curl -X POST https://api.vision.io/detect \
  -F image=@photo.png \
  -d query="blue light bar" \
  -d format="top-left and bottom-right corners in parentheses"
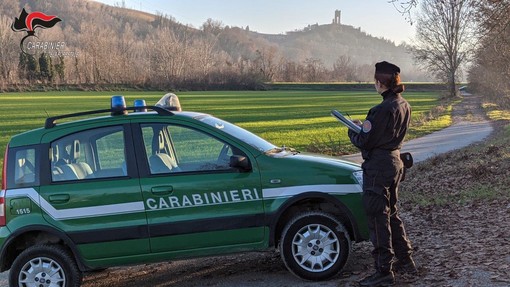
top-left (133, 99), bottom-right (147, 112)
top-left (111, 95), bottom-right (127, 116)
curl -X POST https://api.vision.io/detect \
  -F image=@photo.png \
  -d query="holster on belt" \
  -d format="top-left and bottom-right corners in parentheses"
top-left (400, 152), bottom-right (413, 181)
top-left (400, 152), bottom-right (413, 168)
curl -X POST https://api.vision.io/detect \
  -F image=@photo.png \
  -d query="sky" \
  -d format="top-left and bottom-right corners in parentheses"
top-left (94, 0), bottom-right (416, 45)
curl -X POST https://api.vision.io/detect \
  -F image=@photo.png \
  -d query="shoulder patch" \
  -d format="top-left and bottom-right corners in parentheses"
top-left (362, 120), bottom-right (372, 133)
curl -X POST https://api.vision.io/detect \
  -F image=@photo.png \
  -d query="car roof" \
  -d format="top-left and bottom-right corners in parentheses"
top-left (8, 110), bottom-right (210, 148)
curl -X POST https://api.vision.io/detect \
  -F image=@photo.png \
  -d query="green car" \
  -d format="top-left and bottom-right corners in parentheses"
top-left (0, 94), bottom-right (368, 286)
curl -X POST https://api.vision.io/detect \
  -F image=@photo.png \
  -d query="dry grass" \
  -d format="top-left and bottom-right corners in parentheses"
top-left (400, 122), bottom-right (510, 207)
top-left (397, 120), bottom-right (510, 286)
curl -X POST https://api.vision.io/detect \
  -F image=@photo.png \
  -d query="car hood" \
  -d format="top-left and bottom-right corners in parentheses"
top-left (256, 151), bottom-right (363, 197)
top-left (256, 150), bottom-right (362, 187)
top-left (267, 151), bottom-right (361, 171)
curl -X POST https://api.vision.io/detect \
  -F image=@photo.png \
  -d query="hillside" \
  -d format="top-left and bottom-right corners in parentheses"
top-left (262, 24), bottom-right (410, 65)
top-left (0, 0), bottom-right (428, 91)
top-left (94, 3), bottom-right (417, 70)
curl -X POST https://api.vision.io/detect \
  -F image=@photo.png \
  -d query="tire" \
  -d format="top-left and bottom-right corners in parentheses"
top-left (9, 244), bottom-right (83, 287)
top-left (280, 211), bottom-right (351, 281)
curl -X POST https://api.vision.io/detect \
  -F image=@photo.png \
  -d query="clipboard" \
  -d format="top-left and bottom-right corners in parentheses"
top-left (331, 110), bottom-right (361, 134)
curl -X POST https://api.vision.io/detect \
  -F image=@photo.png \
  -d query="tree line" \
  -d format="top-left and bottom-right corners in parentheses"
top-left (0, 0), bottom-right (508, 101)
top-left (0, 0), bottom-right (429, 92)
top-left (395, 0), bottom-right (509, 102)
top-left (468, 1), bottom-right (510, 107)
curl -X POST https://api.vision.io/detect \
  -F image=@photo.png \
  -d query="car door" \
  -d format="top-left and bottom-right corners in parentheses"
top-left (39, 124), bottom-right (150, 260)
top-left (135, 121), bottom-right (265, 254)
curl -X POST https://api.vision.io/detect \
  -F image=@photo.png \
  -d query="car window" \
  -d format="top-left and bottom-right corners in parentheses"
top-left (141, 124), bottom-right (235, 174)
top-left (14, 148), bottom-right (37, 186)
top-left (51, 126), bottom-right (127, 182)
top-left (96, 131), bottom-right (125, 169)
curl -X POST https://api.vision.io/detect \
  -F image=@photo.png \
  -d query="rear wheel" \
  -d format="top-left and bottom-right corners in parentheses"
top-left (280, 211), bottom-right (351, 281)
top-left (9, 244), bottom-right (82, 287)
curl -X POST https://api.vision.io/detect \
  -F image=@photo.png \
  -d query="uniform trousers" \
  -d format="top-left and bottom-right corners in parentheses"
top-left (362, 165), bottom-right (413, 273)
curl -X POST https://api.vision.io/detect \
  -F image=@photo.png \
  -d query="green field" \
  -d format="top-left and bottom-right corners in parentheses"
top-left (0, 90), bottom-right (449, 174)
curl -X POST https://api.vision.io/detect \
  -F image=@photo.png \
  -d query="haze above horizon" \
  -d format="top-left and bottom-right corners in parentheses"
top-left (93, 0), bottom-right (415, 45)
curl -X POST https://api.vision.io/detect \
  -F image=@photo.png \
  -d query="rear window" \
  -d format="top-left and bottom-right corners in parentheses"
top-left (7, 146), bottom-right (39, 188)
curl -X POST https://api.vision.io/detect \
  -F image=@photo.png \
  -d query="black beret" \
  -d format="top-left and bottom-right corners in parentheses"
top-left (375, 61), bottom-right (400, 74)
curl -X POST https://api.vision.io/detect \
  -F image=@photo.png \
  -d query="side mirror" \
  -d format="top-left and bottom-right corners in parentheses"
top-left (230, 155), bottom-right (252, 172)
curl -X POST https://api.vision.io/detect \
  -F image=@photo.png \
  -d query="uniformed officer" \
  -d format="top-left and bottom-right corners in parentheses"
top-left (348, 61), bottom-right (417, 287)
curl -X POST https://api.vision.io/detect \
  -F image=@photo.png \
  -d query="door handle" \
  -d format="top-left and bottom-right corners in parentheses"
top-left (49, 194), bottom-right (70, 203)
top-left (151, 186), bottom-right (174, 195)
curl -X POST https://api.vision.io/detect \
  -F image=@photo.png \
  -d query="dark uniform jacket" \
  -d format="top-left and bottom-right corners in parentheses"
top-left (348, 89), bottom-right (411, 170)
top-left (348, 89), bottom-right (414, 274)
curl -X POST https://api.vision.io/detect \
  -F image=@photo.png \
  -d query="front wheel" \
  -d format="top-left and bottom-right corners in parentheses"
top-left (9, 244), bottom-right (82, 287)
top-left (280, 211), bottom-right (351, 281)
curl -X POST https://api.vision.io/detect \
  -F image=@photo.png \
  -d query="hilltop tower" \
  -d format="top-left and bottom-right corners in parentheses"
top-left (332, 10), bottom-right (341, 24)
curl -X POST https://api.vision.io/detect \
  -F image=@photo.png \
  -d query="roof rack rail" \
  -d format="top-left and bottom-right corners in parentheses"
top-left (45, 106), bottom-right (174, 129)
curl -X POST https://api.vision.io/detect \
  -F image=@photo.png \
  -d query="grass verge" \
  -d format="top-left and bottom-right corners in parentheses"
top-left (401, 120), bottom-right (510, 207)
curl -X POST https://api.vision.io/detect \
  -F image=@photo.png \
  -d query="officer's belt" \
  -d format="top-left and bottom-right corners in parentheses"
top-left (362, 148), bottom-right (400, 160)
top-left (371, 148), bottom-right (400, 156)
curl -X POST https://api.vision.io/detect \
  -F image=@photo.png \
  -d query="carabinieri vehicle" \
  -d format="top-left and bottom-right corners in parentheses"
top-left (0, 94), bottom-right (368, 286)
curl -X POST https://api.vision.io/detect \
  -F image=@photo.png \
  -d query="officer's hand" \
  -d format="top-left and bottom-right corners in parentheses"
top-left (352, 119), bottom-right (362, 126)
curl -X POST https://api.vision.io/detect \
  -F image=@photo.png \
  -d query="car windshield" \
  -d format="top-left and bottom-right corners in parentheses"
top-left (200, 116), bottom-right (277, 152)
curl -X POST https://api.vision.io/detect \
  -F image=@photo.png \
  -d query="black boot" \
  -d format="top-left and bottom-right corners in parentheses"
top-left (359, 271), bottom-right (395, 287)
top-left (393, 258), bottom-right (418, 275)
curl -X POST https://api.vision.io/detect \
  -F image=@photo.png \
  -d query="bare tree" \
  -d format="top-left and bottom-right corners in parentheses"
top-left (332, 56), bottom-right (357, 82)
top-left (194, 19), bottom-right (224, 83)
top-left (473, 0), bottom-right (510, 38)
top-left (254, 46), bottom-right (282, 82)
top-left (412, 0), bottom-right (477, 98)
top-left (468, 1), bottom-right (510, 104)
top-left (389, 0), bottom-right (419, 24)
top-left (0, 16), bottom-right (19, 86)
top-left (276, 61), bottom-right (301, 82)
top-left (201, 18), bottom-right (224, 36)
top-left (303, 58), bottom-right (326, 82)
top-left (147, 26), bottom-right (181, 86)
